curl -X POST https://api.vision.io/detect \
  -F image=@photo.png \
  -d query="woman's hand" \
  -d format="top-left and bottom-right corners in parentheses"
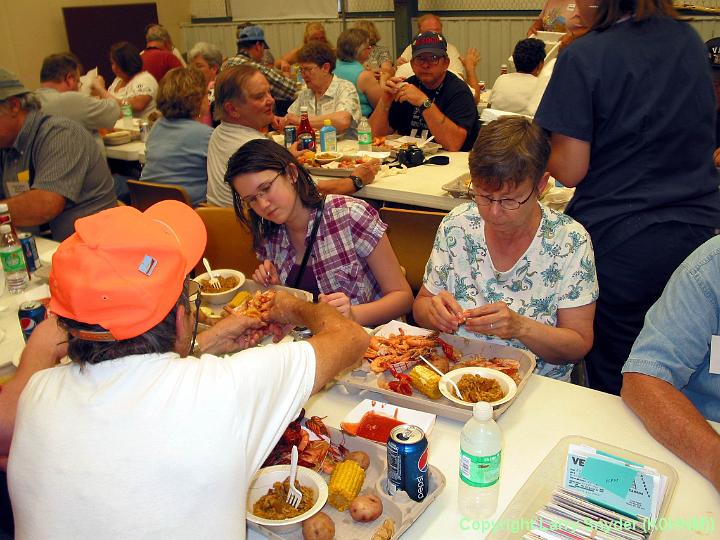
top-left (425, 291), bottom-right (465, 333)
top-left (461, 47), bottom-right (481, 74)
top-left (271, 115), bottom-right (288, 132)
top-left (252, 260), bottom-right (280, 287)
top-left (463, 301), bottom-right (527, 340)
top-left (318, 292), bottom-right (355, 320)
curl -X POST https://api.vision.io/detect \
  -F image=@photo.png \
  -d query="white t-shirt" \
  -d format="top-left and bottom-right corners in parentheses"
top-left (8, 341), bottom-right (316, 540)
top-left (108, 71), bottom-right (158, 119)
top-left (489, 72), bottom-right (540, 116)
top-left (206, 122), bottom-right (266, 207)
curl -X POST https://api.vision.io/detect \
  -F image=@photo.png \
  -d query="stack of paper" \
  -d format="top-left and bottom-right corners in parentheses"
top-left (523, 444), bottom-right (669, 540)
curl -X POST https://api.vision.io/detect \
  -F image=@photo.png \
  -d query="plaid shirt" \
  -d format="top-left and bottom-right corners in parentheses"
top-left (257, 195), bottom-right (387, 304)
top-left (221, 51), bottom-right (298, 101)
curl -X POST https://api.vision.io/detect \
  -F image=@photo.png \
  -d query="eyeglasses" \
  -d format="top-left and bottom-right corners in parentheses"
top-left (240, 171), bottom-right (283, 206)
top-left (184, 279), bottom-right (202, 356)
top-left (468, 185), bottom-right (536, 210)
top-left (412, 54), bottom-right (445, 66)
top-left (299, 64), bottom-right (319, 76)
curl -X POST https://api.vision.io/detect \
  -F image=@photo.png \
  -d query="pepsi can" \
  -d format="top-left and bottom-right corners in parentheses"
top-left (284, 125), bottom-right (297, 148)
top-left (18, 232), bottom-right (40, 273)
top-left (18, 300), bottom-right (47, 342)
top-left (386, 424), bottom-right (428, 502)
top-left (298, 132), bottom-right (315, 151)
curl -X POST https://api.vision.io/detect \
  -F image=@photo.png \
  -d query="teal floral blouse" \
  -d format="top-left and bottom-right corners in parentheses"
top-left (423, 202), bottom-right (599, 381)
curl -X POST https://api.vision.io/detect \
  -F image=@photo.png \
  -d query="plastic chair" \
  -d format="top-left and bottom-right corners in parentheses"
top-left (126, 179), bottom-right (191, 211)
top-left (379, 207), bottom-right (447, 292)
top-left (194, 206), bottom-right (260, 278)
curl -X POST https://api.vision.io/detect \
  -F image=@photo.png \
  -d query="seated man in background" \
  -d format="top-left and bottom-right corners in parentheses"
top-left (276, 41), bottom-right (362, 140)
top-left (621, 236), bottom-right (720, 492)
top-left (222, 25), bottom-right (299, 104)
top-left (0, 69), bottom-right (116, 241)
top-left (7, 200), bottom-right (369, 538)
top-left (396, 14), bottom-right (465, 78)
top-left (489, 38), bottom-right (546, 115)
top-left (142, 24), bottom-right (183, 82)
top-left (206, 65), bottom-right (378, 207)
top-left (369, 32), bottom-right (480, 152)
top-left (36, 52), bottom-right (120, 152)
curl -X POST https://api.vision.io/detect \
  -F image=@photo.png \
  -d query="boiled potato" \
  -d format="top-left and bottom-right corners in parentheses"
top-left (302, 512), bottom-right (335, 540)
top-left (349, 494), bottom-right (383, 523)
top-left (345, 451), bottom-right (370, 470)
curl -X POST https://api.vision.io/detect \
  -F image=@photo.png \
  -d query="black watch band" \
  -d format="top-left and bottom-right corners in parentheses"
top-left (349, 175), bottom-right (364, 191)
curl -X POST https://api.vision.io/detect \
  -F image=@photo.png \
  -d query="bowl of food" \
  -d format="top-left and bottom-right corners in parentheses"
top-left (193, 269), bottom-right (245, 305)
top-left (246, 464), bottom-right (329, 533)
top-left (314, 151), bottom-right (342, 165)
top-left (439, 367), bottom-right (517, 408)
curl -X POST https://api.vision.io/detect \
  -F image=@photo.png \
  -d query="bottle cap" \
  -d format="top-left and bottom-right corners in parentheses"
top-left (0, 224), bottom-right (11, 234)
top-left (323, 119), bottom-right (332, 126)
top-left (300, 106), bottom-right (308, 113)
top-left (473, 401), bottom-right (493, 421)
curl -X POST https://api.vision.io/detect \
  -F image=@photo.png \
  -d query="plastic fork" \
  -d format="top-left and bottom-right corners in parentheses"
top-left (202, 257), bottom-right (221, 289)
top-left (419, 354), bottom-right (465, 401)
top-left (418, 135), bottom-right (435, 148)
top-left (286, 445), bottom-right (303, 509)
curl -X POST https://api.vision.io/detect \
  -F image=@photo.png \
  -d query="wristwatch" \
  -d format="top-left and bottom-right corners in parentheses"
top-left (349, 175), bottom-right (364, 191)
top-left (421, 99), bottom-right (432, 110)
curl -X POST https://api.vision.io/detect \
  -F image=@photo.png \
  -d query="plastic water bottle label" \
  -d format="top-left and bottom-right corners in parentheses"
top-left (460, 449), bottom-right (501, 487)
top-left (358, 131), bottom-right (372, 145)
top-left (0, 246), bottom-right (26, 273)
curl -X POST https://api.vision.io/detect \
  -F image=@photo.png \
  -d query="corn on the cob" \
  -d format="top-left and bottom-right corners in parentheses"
top-left (408, 365), bottom-right (442, 399)
top-left (328, 459), bottom-right (365, 511)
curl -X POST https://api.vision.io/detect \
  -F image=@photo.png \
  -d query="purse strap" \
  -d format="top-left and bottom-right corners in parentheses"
top-left (291, 197), bottom-right (325, 289)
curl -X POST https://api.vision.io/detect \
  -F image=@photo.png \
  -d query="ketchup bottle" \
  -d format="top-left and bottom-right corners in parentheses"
top-left (297, 106), bottom-right (316, 151)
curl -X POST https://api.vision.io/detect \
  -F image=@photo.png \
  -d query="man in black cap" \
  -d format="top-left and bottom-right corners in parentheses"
top-left (369, 31), bottom-right (480, 152)
top-left (707, 37), bottom-right (720, 166)
top-left (222, 24), bottom-right (298, 103)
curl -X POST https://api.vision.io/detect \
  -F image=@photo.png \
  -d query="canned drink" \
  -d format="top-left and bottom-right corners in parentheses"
top-left (478, 80), bottom-right (486, 93)
top-left (18, 300), bottom-right (47, 342)
top-left (139, 121), bottom-right (150, 143)
top-left (284, 125), bottom-right (297, 148)
top-left (386, 424), bottom-right (429, 502)
top-left (298, 132), bottom-right (316, 151)
top-left (18, 232), bottom-right (40, 273)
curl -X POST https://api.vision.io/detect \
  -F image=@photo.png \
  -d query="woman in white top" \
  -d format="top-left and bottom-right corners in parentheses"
top-left (102, 41), bottom-right (158, 119)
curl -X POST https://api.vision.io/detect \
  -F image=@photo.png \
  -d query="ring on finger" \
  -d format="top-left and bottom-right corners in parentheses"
top-left (490, 322), bottom-right (494, 329)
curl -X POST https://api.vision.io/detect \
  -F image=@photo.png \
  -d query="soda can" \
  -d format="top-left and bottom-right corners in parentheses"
top-left (139, 121), bottom-right (150, 142)
top-left (478, 80), bottom-right (486, 93)
top-left (284, 126), bottom-right (297, 148)
top-left (386, 424), bottom-right (429, 502)
top-left (298, 133), bottom-right (316, 151)
top-left (18, 232), bottom-right (40, 273)
top-left (18, 300), bottom-right (47, 342)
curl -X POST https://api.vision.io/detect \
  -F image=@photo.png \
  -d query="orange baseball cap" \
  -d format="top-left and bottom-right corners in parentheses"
top-left (49, 201), bottom-right (207, 340)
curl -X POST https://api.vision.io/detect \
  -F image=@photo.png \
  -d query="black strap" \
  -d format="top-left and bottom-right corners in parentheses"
top-left (291, 197), bottom-right (325, 288)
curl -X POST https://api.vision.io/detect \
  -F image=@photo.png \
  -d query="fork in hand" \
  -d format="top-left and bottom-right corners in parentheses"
top-left (286, 445), bottom-right (303, 509)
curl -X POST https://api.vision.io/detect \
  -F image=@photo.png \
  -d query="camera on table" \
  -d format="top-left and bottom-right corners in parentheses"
top-left (397, 145), bottom-right (425, 168)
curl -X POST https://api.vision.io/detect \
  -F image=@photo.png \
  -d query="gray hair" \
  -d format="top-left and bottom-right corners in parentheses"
top-left (188, 42), bottom-right (223, 69)
top-left (146, 24), bottom-right (172, 44)
top-left (0, 92), bottom-right (41, 111)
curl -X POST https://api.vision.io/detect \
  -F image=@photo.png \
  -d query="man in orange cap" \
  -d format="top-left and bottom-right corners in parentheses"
top-left (5, 200), bottom-right (368, 539)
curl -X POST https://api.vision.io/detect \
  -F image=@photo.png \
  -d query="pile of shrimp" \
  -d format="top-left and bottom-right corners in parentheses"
top-left (363, 329), bottom-right (440, 373)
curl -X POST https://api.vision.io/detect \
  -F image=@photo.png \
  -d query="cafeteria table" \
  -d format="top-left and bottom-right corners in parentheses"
top-left (104, 140), bottom-right (146, 164)
top-left (3, 240), bottom-right (717, 539)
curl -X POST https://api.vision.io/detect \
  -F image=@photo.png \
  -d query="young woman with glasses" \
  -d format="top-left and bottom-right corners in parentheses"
top-left (413, 117), bottom-right (599, 382)
top-left (225, 139), bottom-right (413, 326)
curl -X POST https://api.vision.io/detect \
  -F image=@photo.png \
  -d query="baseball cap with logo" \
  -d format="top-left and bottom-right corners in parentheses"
top-left (707, 37), bottom-right (720, 69)
top-left (0, 68), bottom-right (30, 101)
top-left (238, 25), bottom-right (269, 49)
top-left (49, 200), bottom-right (207, 340)
top-left (411, 31), bottom-right (448, 59)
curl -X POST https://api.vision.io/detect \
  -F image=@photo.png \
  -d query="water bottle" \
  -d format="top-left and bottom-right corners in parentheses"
top-left (500, 64), bottom-right (508, 75)
top-left (458, 401), bottom-right (502, 519)
top-left (358, 116), bottom-right (372, 152)
top-left (319, 119), bottom-right (337, 152)
top-left (0, 224), bottom-right (29, 294)
top-left (121, 101), bottom-right (133, 129)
